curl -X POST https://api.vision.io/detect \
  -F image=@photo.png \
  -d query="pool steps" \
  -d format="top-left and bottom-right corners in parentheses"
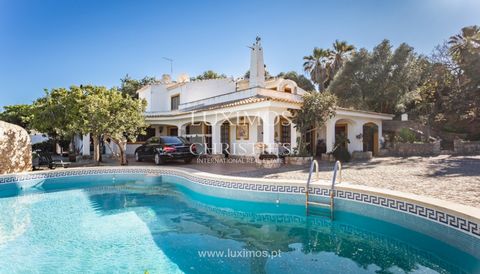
top-left (306, 160), bottom-right (342, 219)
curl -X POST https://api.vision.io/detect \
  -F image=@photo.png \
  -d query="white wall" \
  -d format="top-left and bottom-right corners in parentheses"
top-left (147, 79), bottom-right (237, 112)
top-left (325, 114), bottom-right (383, 153)
top-left (126, 144), bottom-right (142, 156)
top-left (227, 117), bottom-right (261, 156)
top-left (137, 86), bottom-right (152, 111)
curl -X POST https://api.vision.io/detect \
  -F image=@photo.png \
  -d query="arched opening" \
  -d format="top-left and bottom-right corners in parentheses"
top-left (277, 79), bottom-right (297, 94)
top-left (334, 119), bottom-right (355, 150)
top-left (182, 122), bottom-right (212, 154)
top-left (216, 115), bottom-right (263, 156)
top-left (363, 122), bottom-right (379, 155)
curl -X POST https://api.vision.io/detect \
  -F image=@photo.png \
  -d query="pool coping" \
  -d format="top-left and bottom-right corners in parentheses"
top-left (0, 166), bottom-right (479, 239)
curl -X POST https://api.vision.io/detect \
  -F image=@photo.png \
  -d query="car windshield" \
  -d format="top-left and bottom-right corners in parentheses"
top-left (161, 136), bottom-right (185, 145)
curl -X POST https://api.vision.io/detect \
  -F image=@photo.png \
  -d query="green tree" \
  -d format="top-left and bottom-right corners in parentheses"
top-left (102, 90), bottom-right (147, 165)
top-left (119, 74), bottom-right (159, 98)
top-left (327, 40), bottom-right (355, 86)
top-left (76, 85), bottom-right (147, 164)
top-left (290, 91), bottom-right (337, 155)
top-left (192, 70), bottom-right (227, 81)
top-left (76, 86), bottom-right (114, 163)
top-left (0, 104), bottom-right (34, 130)
top-left (303, 48), bottom-right (331, 92)
top-left (449, 25), bottom-right (480, 67)
top-left (276, 71), bottom-right (315, 91)
top-left (448, 25), bottom-right (480, 138)
top-left (400, 44), bottom-right (456, 138)
top-left (31, 88), bottom-right (83, 151)
top-left (328, 40), bottom-right (423, 114)
top-left (31, 85), bottom-right (147, 163)
top-left (399, 26), bottom-right (480, 140)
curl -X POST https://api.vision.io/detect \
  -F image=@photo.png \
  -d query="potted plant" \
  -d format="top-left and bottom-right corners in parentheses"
top-left (255, 143), bottom-right (283, 168)
top-left (284, 138), bottom-right (313, 165)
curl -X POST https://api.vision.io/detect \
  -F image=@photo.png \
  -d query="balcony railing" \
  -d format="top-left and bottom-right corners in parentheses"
top-left (178, 87), bottom-right (302, 111)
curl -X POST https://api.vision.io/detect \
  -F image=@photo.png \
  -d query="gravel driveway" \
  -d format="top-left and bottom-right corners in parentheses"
top-left (72, 154), bottom-right (480, 207)
top-left (188, 155), bottom-right (480, 208)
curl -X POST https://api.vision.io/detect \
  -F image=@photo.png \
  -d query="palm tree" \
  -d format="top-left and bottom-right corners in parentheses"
top-left (448, 25), bottom-right (480, 63)
top-left (329, 40), bottom-right (355, 78)
top-left (303, 47), bottom-right (331, 92)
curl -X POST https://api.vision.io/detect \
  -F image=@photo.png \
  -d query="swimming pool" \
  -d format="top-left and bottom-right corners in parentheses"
top-left (0, 169), bottom-right (479, 273)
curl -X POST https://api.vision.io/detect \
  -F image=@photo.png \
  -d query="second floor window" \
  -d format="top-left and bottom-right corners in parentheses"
top-left (171, 95), bottom-right (180, 110)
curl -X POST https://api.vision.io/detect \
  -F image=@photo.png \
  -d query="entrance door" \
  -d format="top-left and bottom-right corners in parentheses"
top-left (220, 122), bottom-right (230, 156)
top-left (334, 124), bottom-right (348, 148)
top-left (363, 123), bottom-right (379, 156)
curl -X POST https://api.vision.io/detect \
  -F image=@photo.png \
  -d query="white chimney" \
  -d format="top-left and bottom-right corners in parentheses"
top-left (249, 36), bottom-right (265, 88)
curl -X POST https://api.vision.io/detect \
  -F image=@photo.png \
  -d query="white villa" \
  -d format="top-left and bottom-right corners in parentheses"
top-left (81, 38), bottom-right (393, 159)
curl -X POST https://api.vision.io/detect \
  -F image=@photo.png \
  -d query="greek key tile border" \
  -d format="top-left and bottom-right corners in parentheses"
top-left (0, 168), bottom-right (479, 239)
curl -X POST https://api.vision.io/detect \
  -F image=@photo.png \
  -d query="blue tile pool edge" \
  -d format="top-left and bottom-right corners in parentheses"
top-left (0, 166), bottom-right (479, 241)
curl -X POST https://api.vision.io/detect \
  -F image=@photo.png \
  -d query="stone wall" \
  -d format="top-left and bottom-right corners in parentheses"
top-left (391, 141), bottom-right (441, 157)
top-left (0, 121), bottom-right (32, 174)
top-left (454, 139), bottom-right (480, 155)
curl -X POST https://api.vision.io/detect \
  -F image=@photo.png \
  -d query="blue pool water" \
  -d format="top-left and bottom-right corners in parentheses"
top-left (0, 175), bottom-right (479, 273)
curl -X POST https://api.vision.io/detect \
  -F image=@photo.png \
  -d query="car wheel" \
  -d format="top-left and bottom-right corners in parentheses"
top-left (135, 152), bottom-right (142, 162)
top-left (154, 153), bottom-right (164, 165)
top-left (184, 158), bottom-right (193, 164)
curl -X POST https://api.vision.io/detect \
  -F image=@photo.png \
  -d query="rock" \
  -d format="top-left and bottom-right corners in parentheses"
top-left (0, 121), bottom-right (32, 174)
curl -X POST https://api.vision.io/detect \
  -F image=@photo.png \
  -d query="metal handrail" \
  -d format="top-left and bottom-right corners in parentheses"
top-left (305, 160), bottom-right (319, 207)
top-left (331, 160), bottom-right (342, 188)
top-left (330, 161), bottom-right (342, 214)
top-left (306, 160), bottom-right (342, 219)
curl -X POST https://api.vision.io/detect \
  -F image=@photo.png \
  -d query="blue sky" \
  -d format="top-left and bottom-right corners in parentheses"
top-left (0, 0), bottom-right (479, 107)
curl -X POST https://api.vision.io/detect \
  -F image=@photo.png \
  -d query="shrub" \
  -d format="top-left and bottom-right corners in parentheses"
top-left (396, 128), bottom-right (417, 143)
top-left (332, 146), bottom-right (351, 162)
top-left (332, 134), bottom-right (351, 162)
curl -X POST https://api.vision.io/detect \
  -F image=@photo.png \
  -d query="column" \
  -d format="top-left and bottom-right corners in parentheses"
top-left (211, 122), bottom-right (222, 155)
top-left (82, 133), bottom-right (90, 156)
top-left (325, 120), bottom-right (335, 153)
top-left (378, 122), bottom-right (383, 151)
top-left (290, 122), bottom-right (298, 150)
top-left (262, 112), bottom-right (276, 154)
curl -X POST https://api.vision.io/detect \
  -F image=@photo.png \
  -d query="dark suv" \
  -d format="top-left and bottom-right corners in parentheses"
top-left (134, 136), bottom-right (196, 165)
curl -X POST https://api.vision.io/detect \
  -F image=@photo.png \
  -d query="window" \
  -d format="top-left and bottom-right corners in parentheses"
top-left (281, 121), bottom-right (290, 144)
top-left (171, 95), bottom-right (180, 110)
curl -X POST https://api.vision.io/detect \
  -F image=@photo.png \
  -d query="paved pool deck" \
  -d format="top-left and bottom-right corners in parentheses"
top-left (68, 155), bottom-right (480, 208)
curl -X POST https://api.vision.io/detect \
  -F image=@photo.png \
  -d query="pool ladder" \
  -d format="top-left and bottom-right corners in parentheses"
top-left (305, 160), bottom-right (342, 219)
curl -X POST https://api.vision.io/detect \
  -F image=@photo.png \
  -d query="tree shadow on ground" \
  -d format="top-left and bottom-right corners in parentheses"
top-left (423, 156), bottom-right (480, 178)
